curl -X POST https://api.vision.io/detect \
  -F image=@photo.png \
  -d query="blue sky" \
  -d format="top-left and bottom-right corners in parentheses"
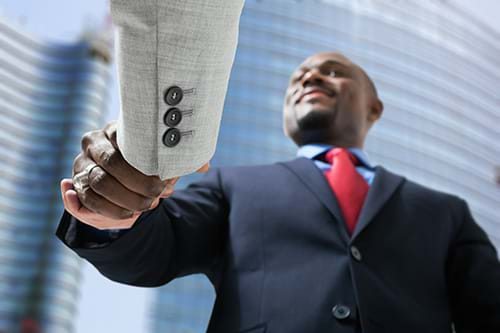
top-left (1, 1), bottom-right (498, 333)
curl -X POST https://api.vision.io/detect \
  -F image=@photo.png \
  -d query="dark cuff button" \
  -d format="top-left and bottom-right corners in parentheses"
top-left (162, 128), bottom-right (181, 147)
top-left (164, 86), bottom-right (183, 106)
top-left (164, 108), bottom-right (182, 127)
top-left (332, 305), bottom-right (351, 320)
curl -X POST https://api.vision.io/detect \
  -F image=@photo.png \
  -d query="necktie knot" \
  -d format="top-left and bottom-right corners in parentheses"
top-left (324, 147), bottom-right (360, 166)
top-left (321, 147), bottom-right (368, 236)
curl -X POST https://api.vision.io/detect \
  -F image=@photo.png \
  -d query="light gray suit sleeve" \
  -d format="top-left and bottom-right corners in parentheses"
top-left (110, 0), bottom-right (245, 179)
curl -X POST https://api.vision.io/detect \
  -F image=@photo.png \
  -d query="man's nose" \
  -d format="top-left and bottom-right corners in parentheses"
top-left (300, 68), bottom-right (324, 87)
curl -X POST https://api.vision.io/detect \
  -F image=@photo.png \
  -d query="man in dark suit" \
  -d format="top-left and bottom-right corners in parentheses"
top-left (57, 52), bottom-right (500, 333)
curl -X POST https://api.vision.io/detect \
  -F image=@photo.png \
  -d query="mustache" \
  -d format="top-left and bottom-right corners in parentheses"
top-left (293, 85), bottom-right (336, 104)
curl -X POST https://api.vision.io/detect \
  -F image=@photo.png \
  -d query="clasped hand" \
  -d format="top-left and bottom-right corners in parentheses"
top-left (60, 121), bottom-right (210, 230)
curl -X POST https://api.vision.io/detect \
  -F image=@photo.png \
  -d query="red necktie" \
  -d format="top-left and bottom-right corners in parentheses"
top-left (322, 148), bottom-right (369, 235)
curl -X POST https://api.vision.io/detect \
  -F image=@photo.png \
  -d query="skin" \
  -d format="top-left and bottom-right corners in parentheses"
top-left (61, 122), bottom-right (209, 229)
top-left (61, 51), bottom-right (383, 229)
top-left (283, 52), bottom-right (383, 149)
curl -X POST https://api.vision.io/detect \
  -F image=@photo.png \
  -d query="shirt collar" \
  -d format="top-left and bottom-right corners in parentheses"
top-left (296, 143), bottom-right (375, 169)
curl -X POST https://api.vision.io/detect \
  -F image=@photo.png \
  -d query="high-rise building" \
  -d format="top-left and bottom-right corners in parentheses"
top-left (0, 14), bottom-right (113, 333)
top-left (150, 0), bottom-right (500, 332)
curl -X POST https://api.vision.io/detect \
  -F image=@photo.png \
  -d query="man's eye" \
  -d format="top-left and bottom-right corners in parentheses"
top-left (327, 70), bottom-right (337, 78)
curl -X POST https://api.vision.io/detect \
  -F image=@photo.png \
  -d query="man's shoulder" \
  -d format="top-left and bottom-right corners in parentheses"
top-left (382, 165), bottom-right (463, 205)
top-left (214, 157), bottom-right (300, 175)
top-left (202, 157), bottom-right (307, 188)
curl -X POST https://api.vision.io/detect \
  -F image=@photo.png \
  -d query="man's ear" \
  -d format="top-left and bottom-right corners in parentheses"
top-left (368, 99), bottom-right (383, 123)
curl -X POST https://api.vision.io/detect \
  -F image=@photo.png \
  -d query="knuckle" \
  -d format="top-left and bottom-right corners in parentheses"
top-left (81, 130), bottom-right (97, 151)
top-left (78, 187), bottom-right (97, 210)
top-left (99, 150), bottom-right (120, 170)
top-left (104, 120), bottom-right (117, 133)
top-left (150, 184), bottom-right (165, 197)
top-left (73, 153), bottom-right (82, 165)
top-left (145, 179), bottom-right (164, 197)
top-left (138, 198), bottom-right (154, 211)
top-left (72, 153), bottom-right (84, 174)
top-left (98, 150), bottom-right (112, 166)
top-left (88, 168), bottom-right (108, 192)
top-left (107, 127), bottom-right (117, 143)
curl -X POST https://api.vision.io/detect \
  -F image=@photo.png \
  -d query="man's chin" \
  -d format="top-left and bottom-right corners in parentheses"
top-left (296, 105), bottom-right (334, 129)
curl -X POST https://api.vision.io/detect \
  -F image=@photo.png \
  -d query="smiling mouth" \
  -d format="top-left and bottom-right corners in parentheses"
top-left (296, 90), bottom-right (334, 104)
top-left (302, 91), bottom-right (328, 100)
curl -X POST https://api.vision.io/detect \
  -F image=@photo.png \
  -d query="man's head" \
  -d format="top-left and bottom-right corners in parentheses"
top-left (283, 52), bottom-right (383, 149)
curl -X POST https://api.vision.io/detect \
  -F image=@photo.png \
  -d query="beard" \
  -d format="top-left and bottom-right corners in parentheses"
top-left (296, 103), bottom-right (336, 130)
top-left (293, 104), bottom-right (338, 144)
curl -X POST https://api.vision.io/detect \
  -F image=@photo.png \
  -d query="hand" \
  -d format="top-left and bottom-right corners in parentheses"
top-left (60, 120), bottom-right (210, 230)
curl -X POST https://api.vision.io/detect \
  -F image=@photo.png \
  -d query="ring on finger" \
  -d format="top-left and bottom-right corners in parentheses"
top-left (73, 164), bottom-right (100, 192)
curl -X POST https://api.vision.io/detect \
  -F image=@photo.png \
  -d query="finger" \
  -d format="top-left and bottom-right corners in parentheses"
top-left (103, 121), bottom-right (118, 150)
top-left (73, 153), bottom-right (93, 177)
top-left (61, 179), bottom-right (97, 219)
top-left (88, 165), bottom-right (154, 212)
top-left (61, 178), bottom-right (80, 214)
top-left (85, 130), bottom-right (164, 198)
top-left (158, 178), bottom-right (176, 198)
top-left (61, 178), bottom-right (73, 204)
top-left (61, 178), bottom-right (143, 229)
top-left (148, 197), bottom-right (161, 210)
top-left (197, 162), bottom-right (210, 173)
top-left (166, 177), bottom-right (179, 185)
top-left (159, 183), bottom-right (175, 198)
top-left (76, 185), bottom-right (136, 220)
top-left (72, 158), bottom-right (99, 194)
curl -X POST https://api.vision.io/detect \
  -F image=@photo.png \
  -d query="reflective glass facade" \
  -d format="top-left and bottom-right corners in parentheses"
top-left (150, 1), bottom-right (500, 332)
top-left (0, 15), bottom-right (112, 333)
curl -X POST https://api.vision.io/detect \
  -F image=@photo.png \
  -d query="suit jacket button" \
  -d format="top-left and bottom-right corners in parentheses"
top-left (332, 305), bottom-right (351, 320)
top-left (350, 246), bottom-right (362, 261)
top-left (162, 128), bottom-right (181, 147)
top-left (164, 86), bottom-right (183, 105)
top-left (164, 108), bottom-right (182, 127)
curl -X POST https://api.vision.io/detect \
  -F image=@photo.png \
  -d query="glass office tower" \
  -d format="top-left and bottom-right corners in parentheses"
top-left (150, 0), bottom-right (500, 332)
top-left (0, 15), bottom-right (113, 333)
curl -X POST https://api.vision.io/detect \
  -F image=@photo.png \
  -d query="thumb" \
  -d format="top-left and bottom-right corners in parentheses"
top-left (197, 161), bottom-right (210, 173)
top-left (60, 178), bottom-right (82, 215)
top-left (148, 196), bottom-right (161, 210)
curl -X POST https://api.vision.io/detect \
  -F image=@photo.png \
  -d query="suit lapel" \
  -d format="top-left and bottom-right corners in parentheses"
top-left (279, 157), bottom-right (405, 243)
top-left (351, 165), bottom-right (405, 240)
top-left (279, 157), bottom-right (350, 244)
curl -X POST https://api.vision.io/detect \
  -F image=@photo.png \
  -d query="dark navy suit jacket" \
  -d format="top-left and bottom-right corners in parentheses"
top-left (56, 157), bottom-right (500, 333)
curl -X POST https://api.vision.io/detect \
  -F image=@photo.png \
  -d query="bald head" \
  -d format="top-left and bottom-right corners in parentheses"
top-left (359, 66), bottom-right (379, 99)
top-left (283, 51), bottom-right (384, 148)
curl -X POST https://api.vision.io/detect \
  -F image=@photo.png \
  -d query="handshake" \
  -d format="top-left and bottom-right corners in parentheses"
top-left (61, 0), bottom-right (246, 230)
top-left (60, 121), bottom-right (210, 230)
